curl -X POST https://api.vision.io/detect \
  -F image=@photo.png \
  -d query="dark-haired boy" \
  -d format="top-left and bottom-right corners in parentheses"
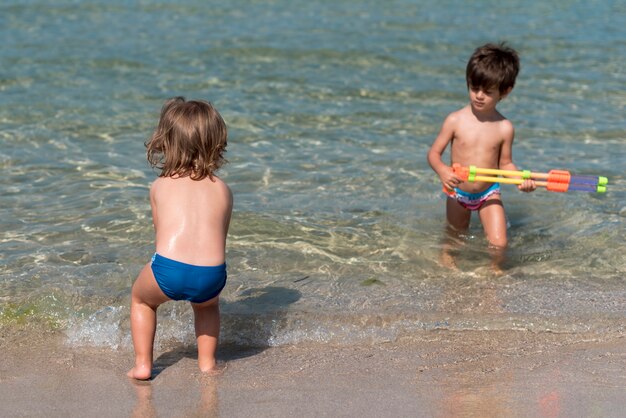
top-left (427, 43), bottom-right (535, 263)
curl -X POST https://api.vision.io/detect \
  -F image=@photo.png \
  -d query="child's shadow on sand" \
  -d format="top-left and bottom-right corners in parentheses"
top-left (152, 286), bottom-right (301, 376)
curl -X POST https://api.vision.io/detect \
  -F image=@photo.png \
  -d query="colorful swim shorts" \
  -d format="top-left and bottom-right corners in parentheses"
top-left (444, 182), bottom-right (501, 211)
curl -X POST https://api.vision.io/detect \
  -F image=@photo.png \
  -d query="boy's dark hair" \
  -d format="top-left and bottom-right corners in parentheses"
top-left (466, 43), bottom-right (520, 94)
top-left (146, 97), bottom-right (227, 180)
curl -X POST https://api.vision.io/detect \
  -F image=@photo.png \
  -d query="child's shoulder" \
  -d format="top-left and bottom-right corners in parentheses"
top-left (453, 105), bottom-right (476, 119)
top-left (443, 105), bottom-right (471, 126)
top-left (491, 110), bottom-right (514, 133)
top-left (212, 176), bottom-right (233, 202)
top-left (150, 176), bottom-right (165, 190)
top-left (152, 175), bottom-right (229, 189)
top-left (499, 116), bottom-right (514, 138)
top-left (150, 175), bottom-right (231, 203)
top-left (196, 176), bottom-right (232, 202)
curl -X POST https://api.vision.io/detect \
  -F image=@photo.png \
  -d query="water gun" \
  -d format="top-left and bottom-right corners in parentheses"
top-left (452, 163), bottom-right (608, 193)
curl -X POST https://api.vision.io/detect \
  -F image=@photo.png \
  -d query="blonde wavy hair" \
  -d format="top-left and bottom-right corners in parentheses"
top-left (146, 97), bottom-right (227, 180)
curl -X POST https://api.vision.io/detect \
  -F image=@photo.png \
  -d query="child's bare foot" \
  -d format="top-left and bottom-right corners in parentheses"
top-left (199, 361), bottom-right (226, 376)
top-left (127, 365), bottom-right (152, 380)
top-left (198, 357), bottom-right (217, 373)
top-left (473, 263), bottom-right (505, 277)
top-left (439, 250), bottom-right (459, 271)
top-left (490, 262), bottom-right (505, 276)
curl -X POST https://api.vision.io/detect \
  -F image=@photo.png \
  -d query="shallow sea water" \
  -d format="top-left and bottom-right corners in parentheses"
top-left (0, 1), bottom-right (624, 349)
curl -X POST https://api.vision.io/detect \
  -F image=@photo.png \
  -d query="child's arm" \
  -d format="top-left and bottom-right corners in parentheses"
top-left (427, 113), bottom-right (461, 190)
top-left (498, 122), bottom-right (536, 192)
top-left (224, 185), bottom-right (233, 235)
top-left (149, 181), bottom-right (159, 231)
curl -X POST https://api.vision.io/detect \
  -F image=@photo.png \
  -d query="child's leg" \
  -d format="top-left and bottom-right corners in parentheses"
top-left (478, 196), bottom-right (508, 271)
top-left (191, 296), bottom-right (220, 372)
top-left (128, 263), bottom-right (170, 380)
top-left (446, 197), bottom-right (471, 231)
top-left (441, 198), bottom-right (471, 268)
top-left (477, 196), bottom-right (507, 248)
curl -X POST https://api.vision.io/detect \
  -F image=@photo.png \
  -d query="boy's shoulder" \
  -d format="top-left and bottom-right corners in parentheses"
top-left (449, 105), bottom-right (468, 118)
top-left (445, 106), bottom-right (467, 123)
top-left (458, 105), bottom-right (513, 125)
top-left (499, 116), bottom-right (514, 138)
top-left (488, 108), bottom-right (514, 133)
top-left (443, 105), bottom-right (472, 126)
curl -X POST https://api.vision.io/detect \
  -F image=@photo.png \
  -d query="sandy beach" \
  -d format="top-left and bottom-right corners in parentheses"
top-left (1, 324), bottom-right (624, 417)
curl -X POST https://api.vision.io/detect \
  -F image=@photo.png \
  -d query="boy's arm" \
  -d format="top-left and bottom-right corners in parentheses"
top-left (498, 120), bottom-right (516, 171)
top-left (498, 122), bottom-right (536, 192)
top-left (427, 113), bottom-right (461, 190)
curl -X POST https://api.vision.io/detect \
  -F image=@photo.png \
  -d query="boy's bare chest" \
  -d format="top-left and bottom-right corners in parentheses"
top-left (452, 135), bottom-right (502, 152)
top-left (452, 122), bottom-right (503, 151)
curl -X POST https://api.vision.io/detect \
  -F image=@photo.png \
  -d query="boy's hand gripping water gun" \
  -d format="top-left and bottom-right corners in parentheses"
top-left (452, 164), bottom-right (608, 193)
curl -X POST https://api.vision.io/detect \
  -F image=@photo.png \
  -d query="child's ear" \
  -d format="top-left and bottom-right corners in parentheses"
top-left (501, 87), bottom-right (513, 99)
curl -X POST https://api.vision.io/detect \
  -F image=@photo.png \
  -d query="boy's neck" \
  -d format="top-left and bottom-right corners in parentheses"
top-left (468, 103), bottom-right (502, 121)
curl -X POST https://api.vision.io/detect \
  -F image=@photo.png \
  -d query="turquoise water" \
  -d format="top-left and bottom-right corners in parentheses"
top-left (1, 1), bottom-right (624, 349)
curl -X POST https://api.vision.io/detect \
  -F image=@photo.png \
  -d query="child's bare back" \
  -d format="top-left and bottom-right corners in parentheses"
top-left (152, 175), bottom-right (232, 266)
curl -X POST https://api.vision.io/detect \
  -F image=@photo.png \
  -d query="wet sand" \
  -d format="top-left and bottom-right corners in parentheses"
top-left (1, 326), bottom-right (624, 417)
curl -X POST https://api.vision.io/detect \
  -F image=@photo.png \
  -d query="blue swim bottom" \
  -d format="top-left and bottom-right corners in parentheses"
top-left (150, 253), bottom-right (227, 303)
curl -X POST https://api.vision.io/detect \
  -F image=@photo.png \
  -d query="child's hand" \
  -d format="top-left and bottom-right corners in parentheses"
top-left (518, 179), bottom-right (536, 192)
top-left (439, 166), bottom-right (462, 191)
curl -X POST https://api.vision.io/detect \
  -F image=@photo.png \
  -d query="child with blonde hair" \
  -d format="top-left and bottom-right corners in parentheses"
top-left (128, 97), bottom-right (232, 380)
